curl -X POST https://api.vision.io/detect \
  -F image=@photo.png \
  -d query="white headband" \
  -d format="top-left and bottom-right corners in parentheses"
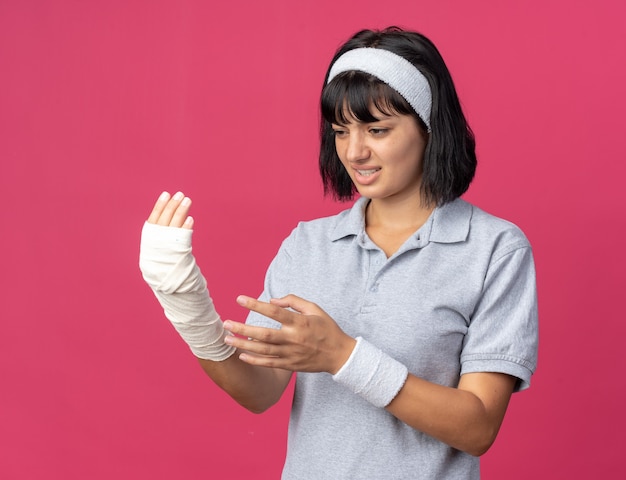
top-left (327, 47), bottom-right (432, 130)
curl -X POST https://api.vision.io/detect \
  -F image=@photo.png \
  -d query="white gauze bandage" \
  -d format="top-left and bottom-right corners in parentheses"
top-left (139, 222), bottom-right (236, 361)
top-left (327, 47), bottom-right (432, 131)
top-left (332, 337), bottom-right (408, 408)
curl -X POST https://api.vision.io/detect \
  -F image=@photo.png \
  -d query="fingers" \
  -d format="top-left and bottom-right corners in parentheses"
top-left (147, 191), bottom-right (193, 228)
top-left (147, 191), bottom-right (170, 224)
top-left (270, 294), bottom-right (321, 316)
top-left (235, 295), bottom-right (325, 328)
top-left (223, 320), bottom-right (286, 363)
top-left (182, 215), bottom-right (194, 229)
top-left (224, 320), bottom-right (281, 344)
top-left (228, 295), bottom-right (351, 373)
top-left (223, 320), bottom-right (305, 371)
top-left (169, 195), bottom-right (191, 228)
top-left (237, 295), bottom-right (297, 326)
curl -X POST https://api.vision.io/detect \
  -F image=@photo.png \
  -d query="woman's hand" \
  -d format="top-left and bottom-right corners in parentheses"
top-left (147, 191), bottom-right (194, 229)
top-left (140, 191), bottom-right (293, 413)
top-left (223, 295), bottom-right (356, 375)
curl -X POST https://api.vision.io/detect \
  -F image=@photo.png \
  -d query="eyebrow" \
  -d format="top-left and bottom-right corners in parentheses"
top-left (332, 113), bottom-right (396, 126)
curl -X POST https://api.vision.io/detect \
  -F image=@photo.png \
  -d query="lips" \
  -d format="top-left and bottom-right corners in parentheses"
top-left (353, 166), bottom-right (381, 185)
top-left (356, 168), bottom-right (380, 177)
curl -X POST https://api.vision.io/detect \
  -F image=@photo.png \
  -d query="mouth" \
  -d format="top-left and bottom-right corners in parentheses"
top-left (355, 167), bottom-right (381, 177)
top-left (352, 166), bottom-right (382, 186)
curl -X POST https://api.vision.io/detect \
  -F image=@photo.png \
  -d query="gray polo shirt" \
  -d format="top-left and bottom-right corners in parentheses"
top-left (247, 196), bottom-right (538, 479)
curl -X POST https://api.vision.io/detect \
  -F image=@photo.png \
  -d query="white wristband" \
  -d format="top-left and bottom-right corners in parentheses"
top-left (139, 222), bottom-right (236, 361)
top-left (332, 337), bottom-right (408, 408)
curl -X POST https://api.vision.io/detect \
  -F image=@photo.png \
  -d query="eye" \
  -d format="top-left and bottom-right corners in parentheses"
top-left (332, 127), bottom-right (348, 138)
top-left (369, 127), bottom-right (389, 136)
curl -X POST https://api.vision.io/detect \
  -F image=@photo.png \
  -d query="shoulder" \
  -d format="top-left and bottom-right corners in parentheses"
top-left (467, 202), bottom-right (531, 257)
top-left (296, 208), bottom-right (352, 235)
top-left (432, 198), bottom-right (532, 271)
top-left (285, 199), bottom-right (364, 247)
top-left (433, 198), bottom-right (531, 253)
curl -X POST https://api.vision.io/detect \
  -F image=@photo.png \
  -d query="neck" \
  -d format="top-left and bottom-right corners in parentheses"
top-left (365, 194), bottom-right (435, 232)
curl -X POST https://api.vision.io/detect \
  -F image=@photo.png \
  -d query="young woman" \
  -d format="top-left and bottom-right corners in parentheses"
top-left (140, 27), bottom-right (538, 479)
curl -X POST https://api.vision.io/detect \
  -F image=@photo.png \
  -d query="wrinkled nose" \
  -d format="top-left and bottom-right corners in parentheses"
top-left (345, 132), bottom-right (370, 163)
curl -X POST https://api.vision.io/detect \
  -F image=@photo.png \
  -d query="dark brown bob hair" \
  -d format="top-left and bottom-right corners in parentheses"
top-left (319, 27), bottom-right (476, 206)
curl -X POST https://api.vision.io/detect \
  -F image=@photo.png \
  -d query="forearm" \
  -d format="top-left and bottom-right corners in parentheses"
top-left (139, 193), bottom-right (292, 413)
top-left (197, 353), bottom-right (292, 413)
top-left (385, 372), bottom-right (515, 456)
top-left (194, 290), bottom-right (514, 450)
top-left (331, 337), bottom-right (515, 456)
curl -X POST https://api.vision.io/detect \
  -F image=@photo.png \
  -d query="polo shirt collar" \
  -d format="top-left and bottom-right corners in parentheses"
top-left (330, 196), bottom-right (472, 245)
top-left (429, 198), bottom-right (472, 244)
top-left (329, 197), bottom-right (369, 241)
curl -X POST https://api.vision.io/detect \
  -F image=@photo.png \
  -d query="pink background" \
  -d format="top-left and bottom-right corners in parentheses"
top-left (1, 0), bottom-right (625, 478)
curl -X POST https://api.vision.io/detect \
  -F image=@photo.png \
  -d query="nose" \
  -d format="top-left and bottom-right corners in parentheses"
top-left (344, 131), bottom-right (370, 164)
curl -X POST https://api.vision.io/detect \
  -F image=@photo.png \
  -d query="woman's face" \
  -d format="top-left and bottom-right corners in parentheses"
top-left (332, 106), bottom-right (427, 203)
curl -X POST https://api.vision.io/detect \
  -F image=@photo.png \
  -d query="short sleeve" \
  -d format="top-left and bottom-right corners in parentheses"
top-left (460, 243), bottom-right (539, 391)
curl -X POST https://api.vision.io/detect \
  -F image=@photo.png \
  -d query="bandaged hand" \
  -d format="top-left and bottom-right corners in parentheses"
top-left (139, 192), bottom-right (236, 361)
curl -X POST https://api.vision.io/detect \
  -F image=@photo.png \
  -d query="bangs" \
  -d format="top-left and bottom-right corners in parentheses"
top-left (321, 71), bottom-right (414, 125)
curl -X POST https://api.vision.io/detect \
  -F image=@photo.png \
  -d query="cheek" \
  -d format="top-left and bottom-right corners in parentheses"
top-left (334, 137), bottom-right (342, 154)
top-left (334, 141), bottom-right (349, 168)
top-left (402, 144), bottom-right (426, 173)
